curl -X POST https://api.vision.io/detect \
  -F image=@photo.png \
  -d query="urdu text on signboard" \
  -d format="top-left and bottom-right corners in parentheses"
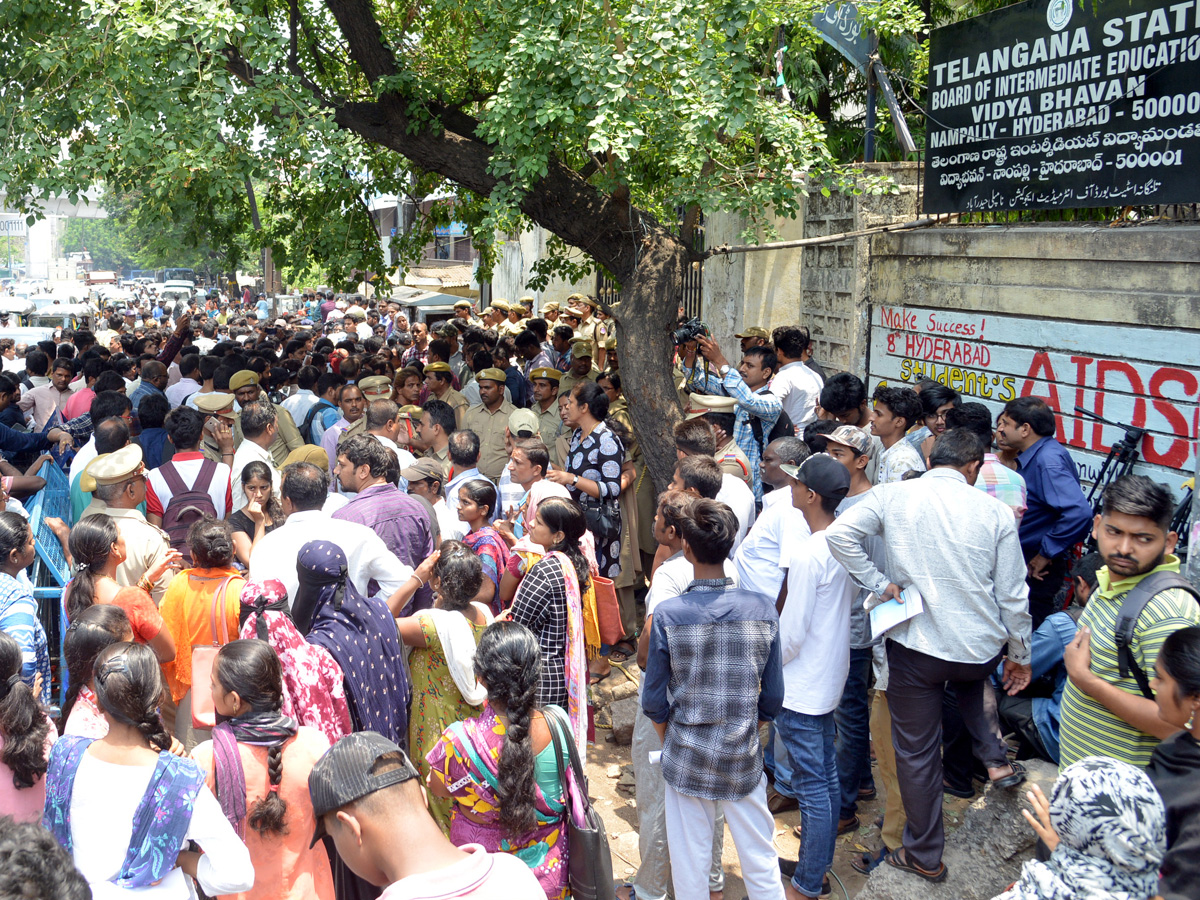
top-left (923, 0), bottom-right (1200, 212)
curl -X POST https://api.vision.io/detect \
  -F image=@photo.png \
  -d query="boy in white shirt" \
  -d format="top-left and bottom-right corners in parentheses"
top-left (775, 455), bottom-right (857, 900)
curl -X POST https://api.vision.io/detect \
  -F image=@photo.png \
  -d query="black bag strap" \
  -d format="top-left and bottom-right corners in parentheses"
top-left (1114, 571), bottom-right (1200, 699)
top-left (545, 705), bottom-right (587, 795)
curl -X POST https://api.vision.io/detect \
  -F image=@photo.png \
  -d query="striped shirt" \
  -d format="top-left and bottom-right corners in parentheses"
top-left (1059, 556), bottom-right (1200, 768)
top-left (0, 573), bottom-right (50, 705)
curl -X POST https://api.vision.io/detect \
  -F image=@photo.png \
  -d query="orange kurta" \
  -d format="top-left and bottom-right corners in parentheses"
top-left (160, 567), bottom-right (245, 702)
top-left (193, 727), bottom-right (335, 900)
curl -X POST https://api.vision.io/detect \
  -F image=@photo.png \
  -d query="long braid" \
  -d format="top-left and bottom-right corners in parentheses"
top-left (247, 744), bottom-right (289, 836)
top-left (136, 699), bottom-right (172, 753)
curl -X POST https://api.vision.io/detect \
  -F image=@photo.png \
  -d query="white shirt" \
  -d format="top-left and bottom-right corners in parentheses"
top-left (716, 474), bottom-right (756, 551)
top-left (646, 551), bottom-right (737, 617)
top-left (248, 508), bottom-right (413, 604)
top-left (68, 752), bottom-right (254, 900)
top-left (733, 493), bottom-right (810, 599)
top-left (230, 440), bottom-right (279, 511)
top-left (769, 360), bottom-right (824, 428)
top-left (164, 377), bottom-right (201, 409)
top-left (780, 531), bottom-right (856, 715)
top-left (69, 437), bottom-right (99, 486)
top-left (281, 388), bottom-right (318, 423)
top-left (433, 497), bottom-right (467, 542)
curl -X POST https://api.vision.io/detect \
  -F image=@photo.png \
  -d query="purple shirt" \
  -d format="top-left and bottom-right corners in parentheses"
top-left (332, 483), bottom-right (435, 612)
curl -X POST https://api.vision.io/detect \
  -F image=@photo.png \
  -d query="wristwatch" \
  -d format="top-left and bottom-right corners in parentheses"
top-left (573, 474), bottom-right (579, 486)
top-left (719, 364), bottom-right (730, 376)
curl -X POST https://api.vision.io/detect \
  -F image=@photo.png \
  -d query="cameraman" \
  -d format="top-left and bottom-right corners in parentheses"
top-left (694, 335), bottom-right (781, 505)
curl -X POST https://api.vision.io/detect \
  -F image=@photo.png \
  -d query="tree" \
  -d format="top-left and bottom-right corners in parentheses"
top-left (0, 0), bottom-right (921, 485)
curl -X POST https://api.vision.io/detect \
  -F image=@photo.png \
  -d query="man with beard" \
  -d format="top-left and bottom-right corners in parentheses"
top-left (1059, 473), bottom-right (1200, 768)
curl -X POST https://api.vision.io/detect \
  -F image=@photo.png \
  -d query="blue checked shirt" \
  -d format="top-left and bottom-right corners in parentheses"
top-left (721, 372), bottom-right (781, 504)
top-left (642, 578), bottom-right (784, 801)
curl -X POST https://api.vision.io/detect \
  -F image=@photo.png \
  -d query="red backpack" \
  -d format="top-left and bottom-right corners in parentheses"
top-left (159, 459), bottom-right (219, 565)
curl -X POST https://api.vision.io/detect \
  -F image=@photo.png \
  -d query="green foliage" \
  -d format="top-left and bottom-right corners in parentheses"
top-left (0, 0), bottom-right (929, 281)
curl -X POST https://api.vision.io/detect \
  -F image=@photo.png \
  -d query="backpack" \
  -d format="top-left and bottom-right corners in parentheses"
top-left (1113, 570), bottom-right (1200, 699)
top-left (749, 404), bottom-right (794, 454)
top-left (160, 459), bottom-right (219, 566)
top-left (300, 399), bottom-right (336, 444)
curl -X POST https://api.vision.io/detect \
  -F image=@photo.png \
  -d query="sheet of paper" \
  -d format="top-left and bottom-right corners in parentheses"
top-left (869, 586), bottom-right (924, 640)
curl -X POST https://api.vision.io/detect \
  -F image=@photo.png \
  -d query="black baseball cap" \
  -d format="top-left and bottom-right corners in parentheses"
top-left (308, 732), bottom-right (420, 846)
top-left (780, 453), bottom-right (851, 501)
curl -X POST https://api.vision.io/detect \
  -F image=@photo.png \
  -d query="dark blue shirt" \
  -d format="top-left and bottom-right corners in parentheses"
top-left (0, 422), bottom-right (51, 460)
top-left (1016, 436), bottom-right (1093, 559)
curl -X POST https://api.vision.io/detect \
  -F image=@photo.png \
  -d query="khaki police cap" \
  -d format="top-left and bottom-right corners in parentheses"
top-left (453, 299), bottom-right (473, 309)
top-left (424, 361), bottom-right (452, 375)
top-left (530, 367), bottom-right (561, 383)
top-left (194, 392), bottom-right (236, 415)
top-left (603, 335), bottom-right (617, 350)
top-left (541, 301), bottom-right (561, 312)
top-left (358, 375), bottom-right (393, 395)
top-left (735, 326), bottom-right (771, 340)
top-left (84, 444), bottom-right (145, 490)
top-left (229, 370), bottom-right (260, 391)
top-left (569, 339), bottom-right (593, 357)
top-left (397, 404), bottom-right (424, 418)
top-left (685, 392), bottom-right (737, 419)
top-left (577, 296), bottom-right (599, 310)
top-left (476, 367), bottom-right (508, 384)
top-left (518, 296), bottom-right (535, 308)
top-left (491, 299), bottom-right (511, 312)
top-left (566, 293), bottom-right (587, 303)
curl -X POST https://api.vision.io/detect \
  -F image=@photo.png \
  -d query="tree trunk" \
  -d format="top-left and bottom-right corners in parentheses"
top-left (606, 225), bottom-right (689, 493)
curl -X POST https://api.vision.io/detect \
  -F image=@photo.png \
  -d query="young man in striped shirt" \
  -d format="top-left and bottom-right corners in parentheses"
top-left (1060, 474), bottom-right (1200, 768)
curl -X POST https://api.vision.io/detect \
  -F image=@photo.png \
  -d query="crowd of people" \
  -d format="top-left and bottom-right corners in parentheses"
top-left (0, 285), bottom-right (1193, 900)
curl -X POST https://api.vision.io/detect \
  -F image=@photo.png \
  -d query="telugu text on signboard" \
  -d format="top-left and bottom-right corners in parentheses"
top-left (923, 0), bottom-right (1200, 212)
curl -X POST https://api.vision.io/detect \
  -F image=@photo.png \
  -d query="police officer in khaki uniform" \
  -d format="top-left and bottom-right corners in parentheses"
top-left (230, 370), bottom-right (304, 467)
top-left (461, 367), bottom-right (516, 481)
top-left (79, 444), bottom-right (179, 604)
top-left (423, 361), bottom-right (470, 428)
top-left (195, 392), bottom-right (239, 464)
top-left (341, 375), bottom-right (395, 441)
top-left (735, 325), bottom-right (771, 352)
top-left (529, 367), bottom-right (563, 463)
top-left (572, 296), bottom-right (608, 369)
top-left (686, 393), bottom-right (752, 487)
top-left (602, 334), bottom-right (619, 373)
top-left (453, 298), bottom-right (480, 327)
top-left (490, 299), bottom-right (513, 334)
top-left (559, 339), bottom-right (599, 397)
top-left (541, 300), bottom-right (561, 324)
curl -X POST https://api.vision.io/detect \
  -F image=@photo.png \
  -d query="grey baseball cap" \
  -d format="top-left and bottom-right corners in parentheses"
top-left (308, 732), bottom-right (420, 846)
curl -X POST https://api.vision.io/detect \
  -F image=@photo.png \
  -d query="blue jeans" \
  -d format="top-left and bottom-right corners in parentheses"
top-left (834, 646), bottom-right (875, 819)
top-left (764, 722), bottom-right (796, 799)
top-left (776, 709), bottom-right (838, 898)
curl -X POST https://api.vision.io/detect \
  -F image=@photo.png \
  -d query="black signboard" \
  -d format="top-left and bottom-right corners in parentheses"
top-left (923, 0), bottom-right (1200, 212)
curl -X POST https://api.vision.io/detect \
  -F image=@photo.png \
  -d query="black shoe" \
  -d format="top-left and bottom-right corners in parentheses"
top-left (943, 780), bottom-right (975, 799)
top-left (777, 860), bottom-right (830, 897)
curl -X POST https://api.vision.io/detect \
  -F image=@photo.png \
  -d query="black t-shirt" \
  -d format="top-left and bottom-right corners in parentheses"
top-left (228, 509), bottom-right (278, 539)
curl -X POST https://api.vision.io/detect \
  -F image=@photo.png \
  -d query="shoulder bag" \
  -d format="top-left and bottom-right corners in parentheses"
top-left (190, 576), bottom-right (237, 729)
top-left (546, 705), bottom-right (616, 900)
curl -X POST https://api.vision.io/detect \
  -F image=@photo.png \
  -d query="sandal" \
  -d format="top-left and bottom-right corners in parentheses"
top-left (608, 639), bottom-right (637, 663)
top-left (589, 670), bottom-right (612, 685)
top-left (767, 789), bottom-right (798, 814)
top-left (886, 848), bottom-right (947, 883)
top-left (990, 760), bottom-right (1026, 790)
top-left (837, 814), bottom-right (860, 835)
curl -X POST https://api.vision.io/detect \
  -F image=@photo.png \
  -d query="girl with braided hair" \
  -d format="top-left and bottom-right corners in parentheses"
top-left (427, 621), bottom-right (570, 899)
top-left (0, 631), bottom-right (55, 823)
top-left (0, 512), bottom-right (51, 705)
top-left (192, 640), bottom-right (334, 900)
top-left (43, 642), bottom-right (254, 898)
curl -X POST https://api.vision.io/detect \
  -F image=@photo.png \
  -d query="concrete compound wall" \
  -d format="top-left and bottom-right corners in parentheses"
top-left (701, 163), bottom-right (920, 372)
top-left (867, 225), bottom-right (1200, 493)
top-left (491, 228), bottom-right (592, 311)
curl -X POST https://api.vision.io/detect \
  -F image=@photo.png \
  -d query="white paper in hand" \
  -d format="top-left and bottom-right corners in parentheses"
top-left (869, 586), bottom-right (924, 640)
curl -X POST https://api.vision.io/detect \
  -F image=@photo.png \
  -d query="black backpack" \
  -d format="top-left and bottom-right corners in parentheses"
top-left (1113, 570), bottom-right (1200, 699)
top-left (750, 405), bottom-right (794, 454)
top-left (300, 399), bottom-right (336, 444)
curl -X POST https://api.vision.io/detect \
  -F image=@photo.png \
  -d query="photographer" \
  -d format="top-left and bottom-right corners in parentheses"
top-left (673, 318), bottom-right (724, 400)
top-left (693, 335), bottom-right (782, 505)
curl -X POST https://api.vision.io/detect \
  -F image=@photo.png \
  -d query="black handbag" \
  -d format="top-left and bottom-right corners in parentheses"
top-left (578, 494), bottom-right (621, 544)
top-left (546, 706), bottom-right (616, 900)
